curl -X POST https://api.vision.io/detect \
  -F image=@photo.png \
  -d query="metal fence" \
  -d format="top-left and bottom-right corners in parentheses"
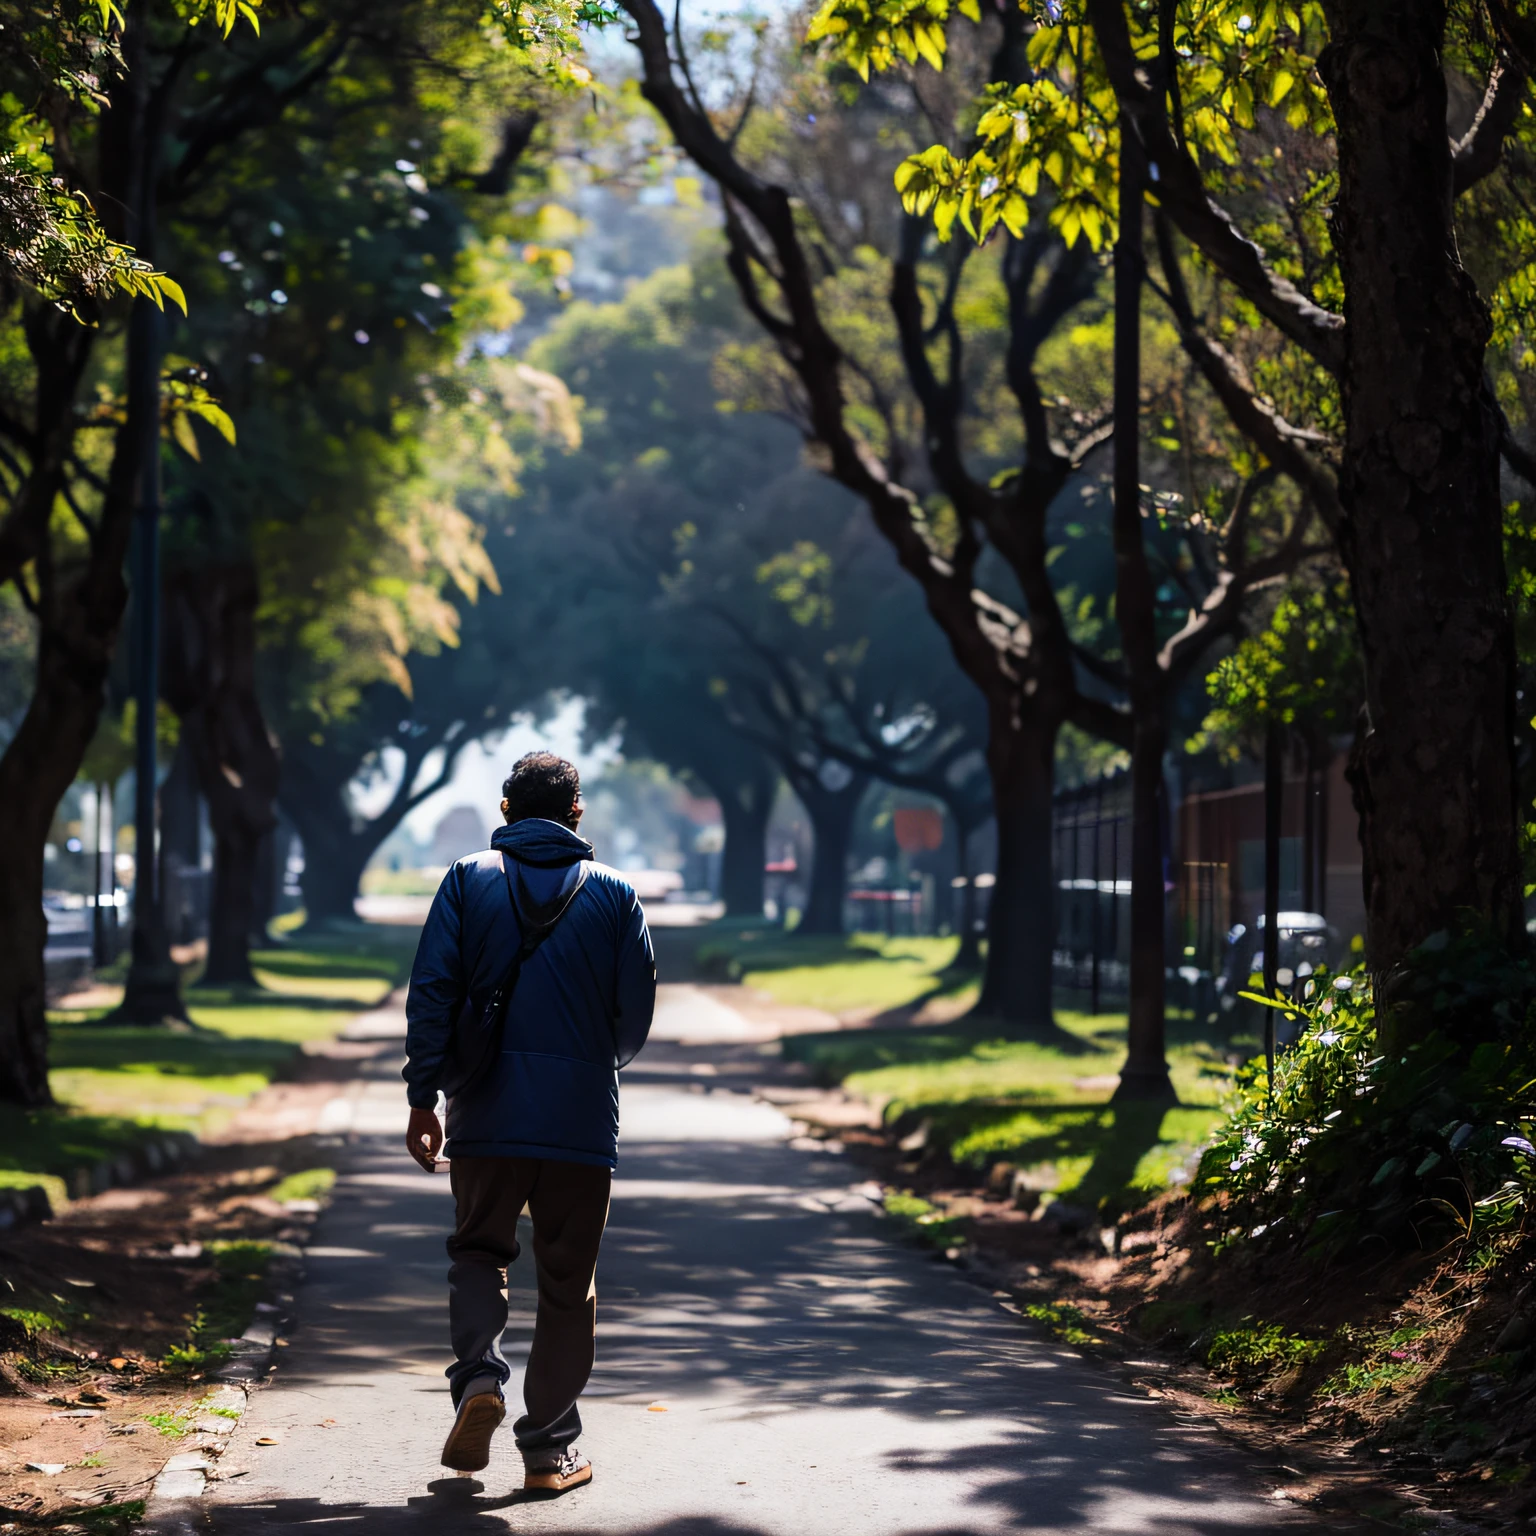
top-left (1051, 776), bottom-right (1131, 1010)
top-left (1051, 772), bottom-right (1232, 1015)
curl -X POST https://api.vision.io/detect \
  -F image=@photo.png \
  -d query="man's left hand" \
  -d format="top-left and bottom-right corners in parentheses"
top-left (406, 1107), bottom-right (443, 1173)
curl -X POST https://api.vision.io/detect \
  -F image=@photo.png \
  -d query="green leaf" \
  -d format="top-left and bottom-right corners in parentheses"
top-left (171, 412), bottom-right (201, 461)
top-left (187, 399), bottom-right (237, 445)
top-left (152, 273), bottom-right (188, 315)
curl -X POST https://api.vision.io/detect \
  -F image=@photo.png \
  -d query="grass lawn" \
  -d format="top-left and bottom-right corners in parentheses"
top-left (696, 924), bottom-right (978, 1018)
top-left (784, 1014), bottom-right (1234, 1217)
top-left (698, 923), bottom-right (1243, 1219)
top-left (1, 929), bottom-right (416, 1209)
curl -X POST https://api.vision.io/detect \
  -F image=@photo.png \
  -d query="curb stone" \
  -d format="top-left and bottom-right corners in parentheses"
top-left (141, 1382), bottom-right (247, 1528)
top-left (139, 1251), bottom-right (303, 1529)
top-left (0, 1133), bottom-right (200, 1233)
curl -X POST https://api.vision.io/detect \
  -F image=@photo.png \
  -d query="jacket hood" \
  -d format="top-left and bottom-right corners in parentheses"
top-left (491, 818), bottom-right (594, 869)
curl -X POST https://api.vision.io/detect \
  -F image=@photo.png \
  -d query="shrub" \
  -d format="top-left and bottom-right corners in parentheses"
top-left (1204, 1321), bottom-right (1327, 1376)
top-left (1195, 936), bottom-right (1536, 1258)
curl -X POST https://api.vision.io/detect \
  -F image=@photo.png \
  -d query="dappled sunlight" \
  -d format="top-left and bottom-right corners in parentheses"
top-left (209, 1020), bottom-right (1303, 1534)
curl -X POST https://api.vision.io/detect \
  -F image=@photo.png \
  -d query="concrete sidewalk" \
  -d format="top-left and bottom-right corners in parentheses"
top-left (202, 986), bottom-right (1306, 1535)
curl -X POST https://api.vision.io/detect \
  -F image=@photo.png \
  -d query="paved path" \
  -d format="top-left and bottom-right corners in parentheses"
top-left (204, 986), bottom-right (1304, 1536)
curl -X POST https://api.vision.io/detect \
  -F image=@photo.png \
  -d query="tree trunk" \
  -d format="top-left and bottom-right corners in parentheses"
top-left (158, 734), bottom-right (202, 947)
top-left (0, 324), bottom-right (144, 1096)
top-left (1321, 6), bottom-right (1522, 1027)
top-left (947, 806), bottom-right (983, 971)
top-left (1109, 133), bottom-right (1174, 1102)
top-left (719, 777), bottom-right (773, 917)
top-left (206, 826), bottom-right (261, 985)
top-left (250, 826), bottom-right (277, 945)
top-left (0, 550), bottom-right (134, 1099)
top-left (159, 734), bottom-right (201, 869)
top-left (794, 771), bottom-right (868, 935)
top-left (283, 799), bottom-right (372, 928)
top-left (0, 814), bottom-right (55, 1106)
top-left (975, 704), bottom-right (1058, 1032)
top-left (163, 561), bottom-right (280, 985)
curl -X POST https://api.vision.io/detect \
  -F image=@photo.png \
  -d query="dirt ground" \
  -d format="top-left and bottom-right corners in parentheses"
top-left (0, 1028), bottom-right (397, 1531)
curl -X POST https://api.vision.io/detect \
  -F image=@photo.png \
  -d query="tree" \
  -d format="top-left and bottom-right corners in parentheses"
top-left (830, 0), bottom-right (1536, 1029)
top-left (0, 0), bottom-right (561, 1099)
top-left (264, 355), bottom-right (579, 928)
top-left (605, 0), bottom-right (1142, 1030)
top-left (0, 0), bottom-right (198, 307)
top-left (158, 0), bottom-right (552, 975)
top-left (521, 257), bottom-right (993, 937)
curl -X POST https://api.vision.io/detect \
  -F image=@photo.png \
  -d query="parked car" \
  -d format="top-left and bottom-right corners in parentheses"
top-left (1216, 911), bottom-right (1336, 1045)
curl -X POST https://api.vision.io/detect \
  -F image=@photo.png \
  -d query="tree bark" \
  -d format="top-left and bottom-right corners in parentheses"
top-left (945, 803), bottom-right (984, 971)
top-left (792, 771), bottom-right (869, 936)
top-left (162, 561), bottom-right (280, 986)
top-left (282, 797), bottom-right (372, 928)
top-left (1320, 6), bottom-right (1523, 1020)
top-left (718, 775), bottom-right (774, 917)
top-left (0, 821), bottom-right (55, 1106)
top-left (0, 472), bottom-right (137, 1097)
top-left (207, 826), bottom-right (262, 984)
top-left (250, 826), bottom-right (277, 944)
top-left (158, 734), bottom-right (202, 947)
top-left (976, 702), bottom-right (1058, 1032)
top-left (0, 320), bottom-right (144, 1097)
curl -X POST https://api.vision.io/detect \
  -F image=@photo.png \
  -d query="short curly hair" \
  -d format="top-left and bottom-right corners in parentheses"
top-left (501, 751), bottom-right (582, 828)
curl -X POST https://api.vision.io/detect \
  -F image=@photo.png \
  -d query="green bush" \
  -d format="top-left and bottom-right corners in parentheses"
top-left (1023, 1302), bottom-right (1095, 1345)
top-left (881, 1190), bottom-right (966, 1250)
top-left (1205, 1321), bottom-right (1327, 1376)
top-left (1195, 936), bottom-right (1536, 1258)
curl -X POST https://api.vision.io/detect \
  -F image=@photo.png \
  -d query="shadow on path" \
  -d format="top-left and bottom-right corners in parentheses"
top-left (204, 1030), bottom-right (1307, 1535)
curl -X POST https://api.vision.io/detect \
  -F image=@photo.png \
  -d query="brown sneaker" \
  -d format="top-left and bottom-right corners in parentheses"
top-left (523, 1447), bottom-right (592, 1494)
top-left (441, 1388), bottom-right (506, 1472)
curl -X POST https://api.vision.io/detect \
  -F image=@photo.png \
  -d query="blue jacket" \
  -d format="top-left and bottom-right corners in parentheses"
top-left (402, 818), bottom-right (656, 1169)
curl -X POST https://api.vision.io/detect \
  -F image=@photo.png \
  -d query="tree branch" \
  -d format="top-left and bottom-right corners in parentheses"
top-left (1084, 0), bottom-right (1345, 374)
top-left (1453, 60), bottom-right (1529, 195)
top-left (1152, 212), bottom-right (1343, 541)
top-left (1500, 406), bottom-right (1536, 488)
top-left (465, 111), bottom-right (540, 195)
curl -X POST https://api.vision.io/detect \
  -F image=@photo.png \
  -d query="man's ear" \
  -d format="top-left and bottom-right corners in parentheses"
top-left (500, 797), bottom-right (512, 822)
top-left (570, 801), bottom-right (584, 827)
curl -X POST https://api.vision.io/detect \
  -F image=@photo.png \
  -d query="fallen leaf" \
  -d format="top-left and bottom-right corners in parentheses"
top-left (317, 1419), bottom-right (337, 1428)
top-left (255, 1436), bottom-right (281, 1446)
top-left (275, 1338), bottom-right (290, 1347)
top-left (108, 1358), bottom-right (128, 1370)
top-left (646, 1403), bottom-right (668, 1413)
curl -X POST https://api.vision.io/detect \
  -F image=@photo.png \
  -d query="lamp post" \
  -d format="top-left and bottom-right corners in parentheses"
top-left (113, 297), bottom-right (186, 1023)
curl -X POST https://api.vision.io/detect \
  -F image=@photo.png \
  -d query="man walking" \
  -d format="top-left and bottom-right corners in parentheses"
top-left (402, 752), bottom-right (655, 1493)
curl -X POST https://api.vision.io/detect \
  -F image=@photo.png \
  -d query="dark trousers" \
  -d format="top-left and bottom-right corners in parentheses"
top-left (446, 1156), bottom-right (612, 1453)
